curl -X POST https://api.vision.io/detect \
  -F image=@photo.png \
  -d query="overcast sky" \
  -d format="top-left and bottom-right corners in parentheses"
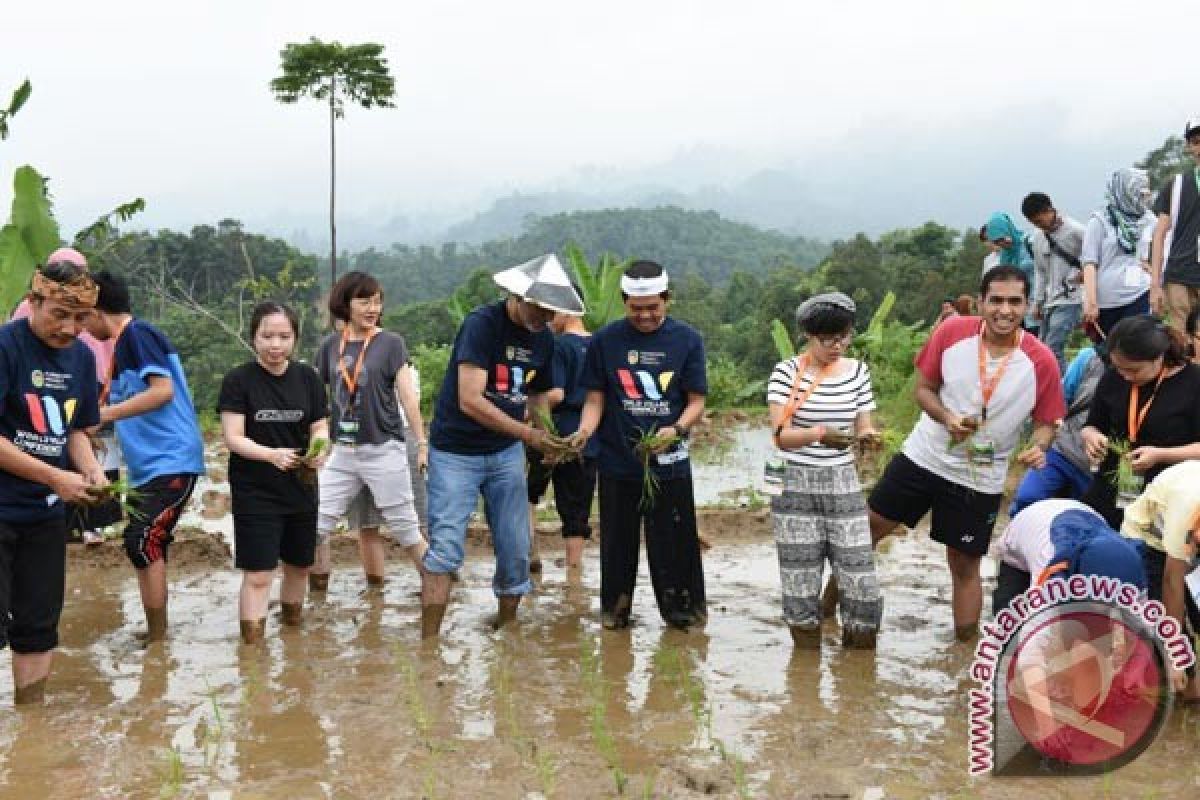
top-left (3, 0), bottom-right (1196, 241)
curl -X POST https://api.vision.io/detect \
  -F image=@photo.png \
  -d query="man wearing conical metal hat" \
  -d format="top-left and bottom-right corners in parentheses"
top-left (420, 254), bottom-right (583, 638)
top-left (569, 260), bottom-right (709, 631)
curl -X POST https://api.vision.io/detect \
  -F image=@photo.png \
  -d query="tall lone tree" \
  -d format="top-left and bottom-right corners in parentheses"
top-left (270, 38), bottom-right (395, 284)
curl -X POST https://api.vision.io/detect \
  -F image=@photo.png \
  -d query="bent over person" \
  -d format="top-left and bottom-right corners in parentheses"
top-left (87, 272), bottom-right (205, 643)
top-left (573, 260), bottom-right (708, 630)
top-left (865, 265), bottom-right (1064, 641)
top-left (421, 255), bottom-right (584, 638)
top-left (0, 258), bottom-right (106, 703)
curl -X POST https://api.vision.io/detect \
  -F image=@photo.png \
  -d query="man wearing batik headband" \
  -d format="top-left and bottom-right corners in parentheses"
top-left (0, 255), bottom-right (107, 704)
top-left (421, 254), bottom-right (584, 638)
top-left (571, 260), bottom-right (708, 630)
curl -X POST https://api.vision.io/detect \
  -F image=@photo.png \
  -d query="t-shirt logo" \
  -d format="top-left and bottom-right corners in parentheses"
top-left (627, 350), bottom-right (639, 365)
top-left (506, 346), bottom-right (516, 361)
top-left (25, 394), bottom-right (76, 435)
top-left (31, 370), bottom-right (44, 389)
top-left (495, 364), bottom-right (533, 394)
top-left (616, 369), bottom-right (673, 401)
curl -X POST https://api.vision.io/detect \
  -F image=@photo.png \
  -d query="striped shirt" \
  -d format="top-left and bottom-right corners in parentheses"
top-left (766, 356), bottom-right (876, 467)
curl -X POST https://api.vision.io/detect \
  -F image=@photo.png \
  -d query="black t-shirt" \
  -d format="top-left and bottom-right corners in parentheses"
top-left (1082, 363), bottom-right (1200, 526)
top-left (217, 361), bottom-right (328, 514)
top-left (1153, 169), bottom-right (1200, 286)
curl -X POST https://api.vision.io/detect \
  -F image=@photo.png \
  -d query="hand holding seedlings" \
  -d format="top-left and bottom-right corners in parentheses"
top-left (1128, 446), bottom-right (1160, 473)
top-left (302, 437), bottom-right (330, 469)
top-left (820, 428), bottom-right (856, 450)
top-left (269, 448), bottom-right (301, 472)
top-left (854, 429), bottom-right (883, 454)
top-left (944, 413), bottom-right (979, 444)
top-left (1082, 428), bottom-right (1109, 464)
top-left (51, 469), bottom-right (99, 505)
top-left (1016, 443), bottom-right (1047, 470)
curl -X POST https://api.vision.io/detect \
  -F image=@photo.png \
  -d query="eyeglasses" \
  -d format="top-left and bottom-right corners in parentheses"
top-left (813, 332), bottom-right (853, 348)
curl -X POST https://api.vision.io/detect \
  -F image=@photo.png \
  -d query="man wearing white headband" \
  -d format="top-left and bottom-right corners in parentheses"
top-left (420, 254), bottom-right (583, 638)
top-left (571, 260), bottom-right (708, 630)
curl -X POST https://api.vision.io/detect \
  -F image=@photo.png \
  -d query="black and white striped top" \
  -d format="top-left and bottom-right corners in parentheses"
top-left (766, 356), bottom-right (876, 467)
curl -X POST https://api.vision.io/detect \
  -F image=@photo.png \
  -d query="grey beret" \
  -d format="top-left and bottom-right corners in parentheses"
top-left (795, 292), bottom-right (856, 324)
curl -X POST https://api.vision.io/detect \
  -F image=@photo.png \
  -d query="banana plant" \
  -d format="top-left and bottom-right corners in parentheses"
top-left (0, 79), bottom-right (31, 141)
top-left (0, 166), bottom-right (60, 316)
top-left (563, 242), bottom-right (627, 331)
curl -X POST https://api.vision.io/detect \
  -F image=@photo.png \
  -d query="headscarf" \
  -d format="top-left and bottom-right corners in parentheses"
top-left (795, 291), bottom-right (856, 325)
top-left (1103, 168), bottom-right (1149, 255)
top-left (983, 212), bottom-right (1030, 267)
top-left (1048, 510), bottom-right (1147, 589)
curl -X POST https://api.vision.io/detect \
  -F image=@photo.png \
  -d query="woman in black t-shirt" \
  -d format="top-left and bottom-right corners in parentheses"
top-left (1081, 316), bottom-right (1200, 529)
top-left (218, 303), bottom-right (329, 644)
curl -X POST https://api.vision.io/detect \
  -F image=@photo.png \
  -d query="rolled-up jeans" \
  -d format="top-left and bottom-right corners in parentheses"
top-left (423, 442), bottom-right (532, 597)
top-left (317, 440), bottom-right (422, 547)
top-left (1040, 302), bottom-right (1081, 374)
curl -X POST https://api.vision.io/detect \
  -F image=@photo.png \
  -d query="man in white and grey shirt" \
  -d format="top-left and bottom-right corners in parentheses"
top-left (1022, 192), bottom-right (1086, 373)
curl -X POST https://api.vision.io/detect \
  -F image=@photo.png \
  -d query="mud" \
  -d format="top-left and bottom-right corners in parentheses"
top-left (2, 517), bottom-right (1197, 799)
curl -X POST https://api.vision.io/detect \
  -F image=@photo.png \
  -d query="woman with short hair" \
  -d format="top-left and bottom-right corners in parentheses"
top-left (766, 292), bottom-right (883, 648)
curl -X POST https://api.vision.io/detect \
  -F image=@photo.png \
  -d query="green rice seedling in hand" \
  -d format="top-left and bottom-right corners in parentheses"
top-left (1106, 438), bottom-right (1139, 496)
top-left (632, 426), bottom-right (680, 511)
top-left (304, 436), bottom-right (330, 461)
top-left (84, 476), bottom-right (144, 520)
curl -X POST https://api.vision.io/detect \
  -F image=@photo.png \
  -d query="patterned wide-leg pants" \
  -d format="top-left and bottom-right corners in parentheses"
top-left (770, 462), bottom-right (882, 634)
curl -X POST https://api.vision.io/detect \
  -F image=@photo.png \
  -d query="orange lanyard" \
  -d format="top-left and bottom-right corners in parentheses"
top-left (338, 327), bottom-right (378, 399)
top-left (977, 323), bottom-right (1022, 422)
top-left (781, 355), bottom-right (833, 422)
top-left (1127, 368), bottom-right (1166, 444)
top-left (99, 318), bottom-right (132, 405)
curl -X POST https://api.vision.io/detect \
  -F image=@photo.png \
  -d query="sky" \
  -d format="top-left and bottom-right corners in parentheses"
top-left (2, 0), bottom-right (1197, 245)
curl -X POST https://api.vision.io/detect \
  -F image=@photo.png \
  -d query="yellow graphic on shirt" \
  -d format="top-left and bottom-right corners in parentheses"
top-left (658, 371), bottom-right (674, 393)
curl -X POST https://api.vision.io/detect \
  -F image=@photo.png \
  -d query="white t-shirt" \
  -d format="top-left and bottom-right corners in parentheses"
top-left (902, 316), bottom-right (1065, 494)
top-left (997, 499), bottom-right (1103, 577)
top-left (766, 356), bottom-right (875, 467)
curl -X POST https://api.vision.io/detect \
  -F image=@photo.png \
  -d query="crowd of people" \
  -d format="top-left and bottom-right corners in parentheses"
top-left (1, 120), bottom-right (1199, 710)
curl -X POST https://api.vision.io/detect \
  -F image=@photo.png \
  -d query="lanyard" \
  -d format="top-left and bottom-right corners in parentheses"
top-left (1127, 368), bottom-right (1166, 444)
top-left (338, 327), bottom-right (378, 400)
top-left (977, 323), bottom-right (1022, 422)
top-left (781, 354), bottom-right (833, 423)
top-left (99, 318), bottom-right (132, 406)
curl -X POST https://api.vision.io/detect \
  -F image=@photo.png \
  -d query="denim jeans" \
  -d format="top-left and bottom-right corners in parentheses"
top-left (423, 442), bottom-right (532, 596)
top-left (1040, 303), bottom-right (1081, 374)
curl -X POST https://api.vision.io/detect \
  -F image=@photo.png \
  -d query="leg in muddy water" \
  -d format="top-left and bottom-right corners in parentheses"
top-left (771, 464), bottom-right (827, 637)
top-left (280, 563), bottom-right (307, 626)
top-left (357, 526), bottom-right (387, 587)
top-left (527, 504), bottom-right (542, 573)
top-left (825, 507), bottom-right (901, 619)
top-left (309, 539), bottom-right (331, 591)
top-left (598, 475), bottom-right (644, 628)
top-left (481, 444), bottom-right (534, 627)
top-left (421, 573), bottom-right (451, 638)
top-left (137, 560), bottom-right (169, 643)
top-left (826, 465), bottom-right (882, 648)
top-left (240, 617), bottom-right (266, 644)
top-left (12, 652), bottom-right (52, 705)
top-left (946, 548), bottom-right (983, 641)
top-left (644, 474), bottom-right (707, 630)
top-left (565, 536), bottom-right (585, 571)
top-left (239, 569), bottom-right (273, 634)
top-left (552, 454), bottom-right (595, 572)
top-left (495, 595), bottom-right (520, 630)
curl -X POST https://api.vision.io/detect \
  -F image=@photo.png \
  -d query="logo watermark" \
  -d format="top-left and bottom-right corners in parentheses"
top-left (968, 574), bottom-right (1195, 776)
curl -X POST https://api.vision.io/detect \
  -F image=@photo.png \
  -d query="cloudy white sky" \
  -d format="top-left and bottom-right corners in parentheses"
top-left (2, 0), bottom-right (1196, 243)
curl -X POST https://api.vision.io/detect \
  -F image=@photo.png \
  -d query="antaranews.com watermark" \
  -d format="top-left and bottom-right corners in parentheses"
top-left (968, 574), bottom-right (1195, 776)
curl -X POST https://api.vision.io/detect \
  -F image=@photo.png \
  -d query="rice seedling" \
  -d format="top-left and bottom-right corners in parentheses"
top-left (157, 746), bottom-right (184, 799)
top-left (394, 646), bottom-right (431, 738)
top-left (304, 436), bottom-right (330, 460)
top-left (579, 632), bottom-right (627, 795)
top-left (83, 476), bottom-right (145, 520)
top-left (1106, 438), bottom-right (1138, 495)
top-left (632, 426), bottom-right (680, 511)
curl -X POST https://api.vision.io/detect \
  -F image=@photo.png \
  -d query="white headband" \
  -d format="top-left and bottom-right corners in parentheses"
top-left (620, 272), bottom-right (669, 297)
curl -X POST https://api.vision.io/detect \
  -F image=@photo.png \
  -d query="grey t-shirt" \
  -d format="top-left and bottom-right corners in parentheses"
top-left (1081, 213), bottom-right (1152, 309)
top-left (314, 330), bottom-right (409, 445)
top-left (1029, 215), bottom-right (1085, 308)
top-left (1153, 169), bottom-right (1200, 286)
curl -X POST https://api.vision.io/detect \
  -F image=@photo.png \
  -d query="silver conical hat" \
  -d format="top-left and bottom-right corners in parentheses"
top-left (492, 254), bottom-right (585, 315)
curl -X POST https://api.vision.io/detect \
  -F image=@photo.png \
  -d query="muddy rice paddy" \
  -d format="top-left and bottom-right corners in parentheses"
top-left (2, 516), bottom-right (1198, 799)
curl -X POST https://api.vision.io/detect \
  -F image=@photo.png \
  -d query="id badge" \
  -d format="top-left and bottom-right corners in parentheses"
top-left (1115, 474), bottom-right (1145, 509)
top-left (966, 438), bottom-right (996, 467)
top-left (336, 416), bottom-right (360, 445)
top-left (655, 439), bottom-right (689, 466)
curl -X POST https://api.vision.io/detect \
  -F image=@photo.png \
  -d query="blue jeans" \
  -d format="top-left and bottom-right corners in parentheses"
top-left (1040, 303), bottom-right (1081, 374)
top-left (1009, 448), bottom-right (1092, 517)
top-left (423, 443), bottom-right (532, 596)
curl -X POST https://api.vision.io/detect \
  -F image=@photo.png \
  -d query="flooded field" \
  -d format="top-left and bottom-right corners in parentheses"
top-left (2, 522), bottom-right (1197, 799)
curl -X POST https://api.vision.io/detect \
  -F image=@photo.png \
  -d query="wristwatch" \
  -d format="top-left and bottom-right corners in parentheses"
top-left (675, 421), bottom-right (691, 440)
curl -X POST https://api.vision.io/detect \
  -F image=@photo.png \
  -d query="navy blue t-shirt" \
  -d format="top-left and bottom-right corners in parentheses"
top-left (580, 317), bottom-right (707, 481)
top-left (549, 332), bottom-right (597, 457)
top-left (430, 301), bottom-right (553, 455)
top-left (0, 319), bottom-right (100, 522)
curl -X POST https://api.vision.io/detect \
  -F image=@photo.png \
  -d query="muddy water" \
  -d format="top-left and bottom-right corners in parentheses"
top-left (2, 526), bottom-right (1197, 799)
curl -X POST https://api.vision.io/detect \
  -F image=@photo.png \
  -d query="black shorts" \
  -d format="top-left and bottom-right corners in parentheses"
top-left (526, 451), bottom-right (597, 539)
top-left (526, 449), bottom-right (553, 504)
top-left (0, 516), bottom-right (67, 653)
top-left (234, 511), bottom-right (318, 571)
top-left (868, 453), bottom-right (1002, 558)
top-left (124, 474), bottom-right (199, 569)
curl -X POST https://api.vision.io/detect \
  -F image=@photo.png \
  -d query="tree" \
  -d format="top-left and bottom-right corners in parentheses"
top-left (270, 38), bottom-right (396, 285)
top-left (1137, 136), bottom-right (1189, 192)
